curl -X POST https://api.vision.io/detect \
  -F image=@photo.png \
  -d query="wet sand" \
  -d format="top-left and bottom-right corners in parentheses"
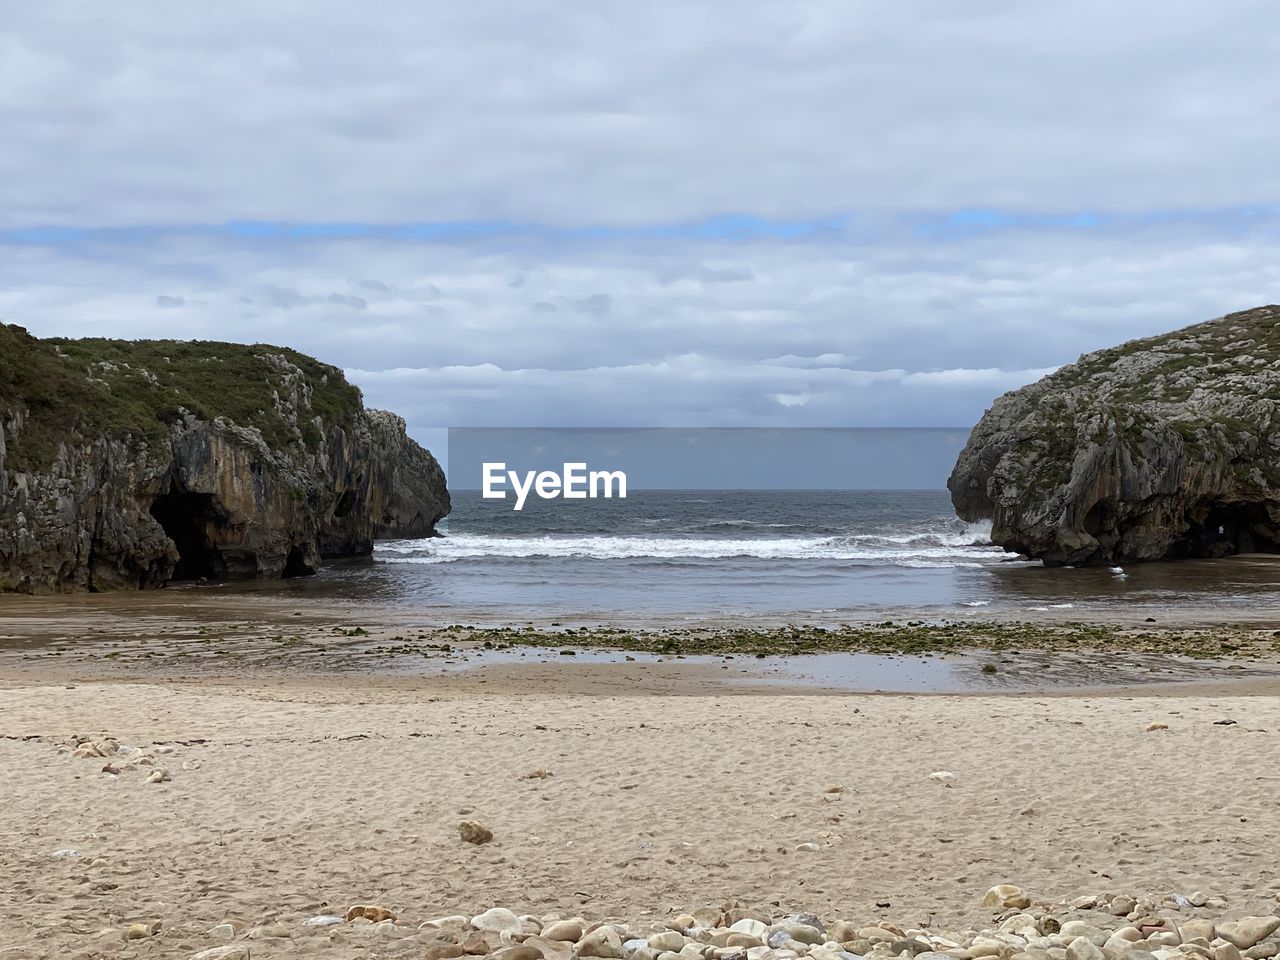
top-left (2, 585), bottom-right (1280, 696)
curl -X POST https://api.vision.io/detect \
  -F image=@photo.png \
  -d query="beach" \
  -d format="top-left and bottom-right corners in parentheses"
top-left (2, 593), bottom-right (1280, 959)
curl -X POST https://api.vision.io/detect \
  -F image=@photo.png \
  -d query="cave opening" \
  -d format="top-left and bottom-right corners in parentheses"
top-left (149, 491), bottom-right (224, 580)
top-left (333, 489), bottom-right (357, 518)
top-left (1171, 501), bottom-right (1280, 559)
top-left (1083, 499), bottom-right (1115, 536)
top-left (282, 546), bottom-right (315, 578)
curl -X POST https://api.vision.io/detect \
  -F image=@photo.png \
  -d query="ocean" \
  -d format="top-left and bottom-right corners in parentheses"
top-left (336, 489), bottom-right (1280, 620)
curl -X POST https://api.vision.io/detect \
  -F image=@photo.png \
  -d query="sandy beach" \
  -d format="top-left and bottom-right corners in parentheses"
top-left (3, 646), bottom-right (1280, 958)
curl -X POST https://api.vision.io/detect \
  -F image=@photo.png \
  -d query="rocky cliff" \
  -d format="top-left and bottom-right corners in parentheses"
top-left (949, 306), bottom-right (1280, 565)
top-left (0, 326), bottom-right (449, 592)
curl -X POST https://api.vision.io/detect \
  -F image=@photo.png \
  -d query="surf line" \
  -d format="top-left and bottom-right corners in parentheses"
top-left (481, 462), bottom-right (627, 511)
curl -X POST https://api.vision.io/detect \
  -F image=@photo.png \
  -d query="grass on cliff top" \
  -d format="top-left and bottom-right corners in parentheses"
top-left (1046, 304), bottom-right (1280, 403)
top-left (0, 325), bottom-right (364, 471)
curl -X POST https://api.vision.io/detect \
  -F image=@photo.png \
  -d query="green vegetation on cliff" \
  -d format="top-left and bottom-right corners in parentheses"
top-left (0, 325), bottom-right (364, 471)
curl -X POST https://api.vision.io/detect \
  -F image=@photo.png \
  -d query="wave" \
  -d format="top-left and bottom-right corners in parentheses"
top-left (376, 525), bottom-right (1001, 567)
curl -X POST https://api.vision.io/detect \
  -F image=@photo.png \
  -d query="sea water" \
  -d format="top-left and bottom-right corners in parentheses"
top-left (333, 489), bottom-right (1280, 619)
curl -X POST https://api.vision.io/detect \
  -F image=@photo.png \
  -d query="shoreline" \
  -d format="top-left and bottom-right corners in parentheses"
top-left (3, 588), bottom-right (1280, 697)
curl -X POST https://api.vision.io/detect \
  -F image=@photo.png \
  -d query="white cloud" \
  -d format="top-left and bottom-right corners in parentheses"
top-left (2, 1), bottom-right (1279, 227)
top-left (4, 3), bottom-right (1279, 437)
top-left (4, 222), bottom-right (1279, 435)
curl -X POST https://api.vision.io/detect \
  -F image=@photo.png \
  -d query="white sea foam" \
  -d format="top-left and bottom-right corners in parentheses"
top-left (376, 527), bottom-right (1002, 567)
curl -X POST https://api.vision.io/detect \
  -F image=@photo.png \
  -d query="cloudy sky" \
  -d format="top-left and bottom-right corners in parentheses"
top-left (4, 1), bottom-right (1279, 448)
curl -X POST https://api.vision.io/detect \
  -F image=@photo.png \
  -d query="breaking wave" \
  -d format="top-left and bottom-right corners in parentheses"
top-left (376, 517), bottom-right (998, 568)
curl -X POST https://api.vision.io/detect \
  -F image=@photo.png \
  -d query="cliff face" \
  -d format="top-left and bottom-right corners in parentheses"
top-left (949, 306), bottom-right (1280, 566)
top-left (0, 326), bottom-right (449, 592)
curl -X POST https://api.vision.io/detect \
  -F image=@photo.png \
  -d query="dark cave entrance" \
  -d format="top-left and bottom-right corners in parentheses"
top-left (282, 546), bottom-right (315, 578)
top-left (1170, 501), bottom-right (1280, 559)
top-left (150, 491), bottom-right (224, 580)
top-left (333, 489), bottom-right (357, 519)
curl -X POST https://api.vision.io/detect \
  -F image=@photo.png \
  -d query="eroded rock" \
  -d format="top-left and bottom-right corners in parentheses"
top-left (949, 306), bottom-right (1280, 565)
top-left (0, 327), bottom-right (448, 592)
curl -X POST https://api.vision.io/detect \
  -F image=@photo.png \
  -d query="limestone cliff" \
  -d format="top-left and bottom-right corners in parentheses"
top-left (949, 306), bottom-right (1280, 565)
top-left (0, 326), bottom-right (449, 592)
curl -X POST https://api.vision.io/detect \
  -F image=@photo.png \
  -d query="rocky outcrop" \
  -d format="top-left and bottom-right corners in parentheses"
top-left (0, 326), bottom-right (449, 592)
top-left (949, 306), bottom-right (1280, 565)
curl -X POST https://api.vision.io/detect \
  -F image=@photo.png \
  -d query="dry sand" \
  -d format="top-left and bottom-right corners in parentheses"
top-left (2, 674), bottom-right (1279, 959)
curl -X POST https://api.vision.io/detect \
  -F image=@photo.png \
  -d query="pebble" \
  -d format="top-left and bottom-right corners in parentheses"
top-left (649, 932), bottom-right (686, 952)
top-left (1180, 922), bottom-right (1216, 943)
top-left (1218, 920), bottom-right (1280, 951)
top-left (780, 923), bottom-right (825, 945)
top-left (472, 907), bottom-right (523, 935)
top-left (544, 919), bottom-right (586, 942)
top-left (580, 926), bottom-right (625, 959)
top-left (1111, 896), bottom-right (1138, 916)
top-left (982, 885), bottom-right (1032, 910)
top-left (346, 904), bottom-right (396, 923)
top-left (163, 892), bottom-right (1279, 960)
top-left (1067, 938), bottom-right (1105, 960)
top-left (248, 921), bottom-right (291, 938)
top-left (190, 948), bottom-right (251, 960)
top-left (497, 947), bottom-right (546, 960)
top-left (459, 819), bottom-right (494, 844)
top-left (731, 921), bottom-right (770, 940)
top-left (123, 922), bottom-right (157, 940)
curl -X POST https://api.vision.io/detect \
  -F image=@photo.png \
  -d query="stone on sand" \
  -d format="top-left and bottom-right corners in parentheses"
top-left (543, 919), bottom-right (586, 942)
top-left (579, 926), bottom-right (625, 958)
top-left (493, 946), bottom-right (544, 960)
top-left (981, 885), bottom-right (1031, 909)
top-left (1110, 895), bottom-right (1137, 916)
top-left (460, 820), bottom-right (494, 844)
top-left (346, 904), bottom-right (396, 923)
top-left (1179, 922), bottom-right (1216, 943)
top-left (648, 931), bottom-right (686, 952)
top-left (1218, 920), bottom-right (1280, 951)
top-left (1067, 937), bottom-right (1106, 960)
top-left (728, 920), bottom-right (768, 940)
top-left (123, 922), bottom-right (157, 940)
top-left (778, 922), bottom-right (824, 945)
top-left (472, 907), bottom-right (523, 935)
top-left (190, 948), bottom-right (252, 960)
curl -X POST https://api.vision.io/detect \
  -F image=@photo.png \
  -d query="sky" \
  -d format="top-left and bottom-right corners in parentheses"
top-left (3, 1), bottom-right (1280, 453)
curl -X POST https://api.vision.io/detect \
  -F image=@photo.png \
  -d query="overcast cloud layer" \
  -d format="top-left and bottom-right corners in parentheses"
top-left (4, 1), bottom-right (1279, 444)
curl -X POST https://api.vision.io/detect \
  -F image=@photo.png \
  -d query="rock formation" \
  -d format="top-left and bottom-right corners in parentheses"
top-left (949, 306), bottom-right (1280, 565)
top-left (0, 326), bottom-right (449, 592)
